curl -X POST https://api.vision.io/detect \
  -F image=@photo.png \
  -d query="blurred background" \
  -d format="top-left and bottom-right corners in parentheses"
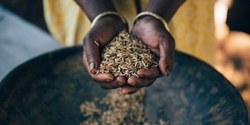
top-left (213, 0), bottom-right (250, 121)
top-left (0, 0), bottom-right (48, 32)
top-left (0, 0), bottom-right (250, 121)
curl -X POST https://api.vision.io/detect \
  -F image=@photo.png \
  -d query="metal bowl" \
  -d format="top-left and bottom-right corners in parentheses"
top-left (0, 46), bottom-right (248, 125)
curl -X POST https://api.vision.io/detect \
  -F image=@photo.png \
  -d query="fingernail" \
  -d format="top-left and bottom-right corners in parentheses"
top-left (89, 62), bottom-right (95, 73)
top-left (130, 82), bottom-right (136, 86)
top-left (165, 67), bottom-right (170, 76)
top-left (106, 78), bottom-right (113, 82)
top-left (120, 89), bottom-right (127, 95)
top-left (135, 72), bottom-right (142, 78)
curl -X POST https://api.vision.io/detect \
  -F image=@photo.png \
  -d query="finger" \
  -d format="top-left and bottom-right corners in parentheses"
top-left (83, 36), bottom-right (101, 74)
top-left (127, 76), bottom-right (155, 88)
top-left (83, 52), bottom-right (114, 82)
top-left (121, 86), bottom-right (139, 95)
top-left (158, 41), bottom-right (175, 76)
top-left (90, 73), bottom-right (114, 83)
top-left (136, 67), bottom-right (161, 78)
top-left (84, 50), bottom-right (127, 88)
top-left (99, 76), bottom-right (127, 89)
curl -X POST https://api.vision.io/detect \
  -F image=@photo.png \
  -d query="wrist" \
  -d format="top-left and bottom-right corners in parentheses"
top-left (106, 16), bottom-right (128, 30)
top-left (91, 11), bottom-right (128, 29)
top-left (134, 11), bottom-right (170, 31)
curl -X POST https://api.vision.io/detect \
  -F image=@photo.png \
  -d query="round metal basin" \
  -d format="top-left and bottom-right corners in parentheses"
top-left (0, 46), bottom-right (248, 125)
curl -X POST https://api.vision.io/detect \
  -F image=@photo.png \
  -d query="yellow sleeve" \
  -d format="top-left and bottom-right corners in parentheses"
top-left (43, 0), bottom-right (91, 46)
top-left (169, 0), bottom-right (217, 65)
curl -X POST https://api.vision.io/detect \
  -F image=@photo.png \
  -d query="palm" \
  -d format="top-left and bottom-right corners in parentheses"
top-left (83, 16), bottom-right (128, 89)
top-left (132, 16), bottom-right (175, 75)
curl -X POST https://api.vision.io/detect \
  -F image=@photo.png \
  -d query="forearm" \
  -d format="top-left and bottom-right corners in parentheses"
top-left (74, 0), bottom-right (117, 21)
top-left (145, 0), bottom-right (186, 22)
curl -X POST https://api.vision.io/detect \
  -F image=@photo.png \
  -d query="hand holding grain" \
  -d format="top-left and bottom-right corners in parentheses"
top-left (83, 16), bottom-right (128, 89)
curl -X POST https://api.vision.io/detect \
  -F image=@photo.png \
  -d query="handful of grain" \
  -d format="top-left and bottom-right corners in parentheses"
top-left (96, 30), bottom-right (158, 78)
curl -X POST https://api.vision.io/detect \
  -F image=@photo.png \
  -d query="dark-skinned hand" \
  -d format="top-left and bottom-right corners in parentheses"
top-left (121, 16), bottom-right (175, 95)
top-left (83, 15), bottom-right (128, 90)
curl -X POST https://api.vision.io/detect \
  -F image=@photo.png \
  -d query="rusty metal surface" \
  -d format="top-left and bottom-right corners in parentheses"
top-left (0, 46), bottom-right (248, 125)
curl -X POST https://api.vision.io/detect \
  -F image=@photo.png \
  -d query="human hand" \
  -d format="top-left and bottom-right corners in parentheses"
top-left (121, 16), bottom-right (175, 94)
top-left (83, 15), bottom-right (128, 89)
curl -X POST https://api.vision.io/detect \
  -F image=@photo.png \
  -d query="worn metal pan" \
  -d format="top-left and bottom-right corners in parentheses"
top-left (0, 46), bottom-right (248, 125)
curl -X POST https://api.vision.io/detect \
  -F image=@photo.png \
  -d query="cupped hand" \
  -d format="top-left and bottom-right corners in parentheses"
top-left (83, 15), bottom-right (128, 89)
top-left (121, 16), bottom-right (175, 95)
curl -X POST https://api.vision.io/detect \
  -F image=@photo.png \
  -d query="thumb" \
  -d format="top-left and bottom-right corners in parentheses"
top-left (158, 42), bottom-right (175, 76)
top-left (83, 39), bottom-right (101, 74)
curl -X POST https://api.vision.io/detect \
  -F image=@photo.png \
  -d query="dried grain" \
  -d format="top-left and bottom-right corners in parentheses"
top-left (96, 30), bottom-right (158, 77)
top-left (79, 89), bottom-right (169, 124)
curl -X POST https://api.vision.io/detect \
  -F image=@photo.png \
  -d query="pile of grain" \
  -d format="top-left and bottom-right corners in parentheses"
top-left (80, 89), bottom-right (146, 124)
top-left (79, 89), bottom-right (169, 125)
top-left (96, 30), bottom-right (158, 78)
